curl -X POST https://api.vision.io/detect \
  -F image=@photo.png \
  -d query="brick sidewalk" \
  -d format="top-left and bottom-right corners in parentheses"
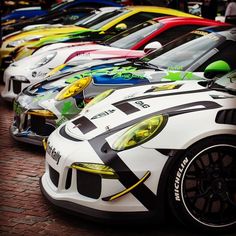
top-left (1, 89), bottom-right (233, 236)
top-left (0, 96), bottom-right (123, 236)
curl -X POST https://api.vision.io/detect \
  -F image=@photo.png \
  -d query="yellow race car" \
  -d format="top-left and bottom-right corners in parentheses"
top-left (1, 6), bottom-right (198, 69)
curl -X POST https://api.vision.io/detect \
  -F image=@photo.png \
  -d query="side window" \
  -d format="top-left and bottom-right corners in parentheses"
top-left (139, 25), bottom-right (205, 49)
top-left (107, 12), bottom-right (164, 34)
top-left (195, 41), bottom-right (236, 71)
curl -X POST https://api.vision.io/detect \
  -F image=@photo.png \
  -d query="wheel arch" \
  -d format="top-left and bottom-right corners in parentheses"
top-left (154, 133), bottom-right (236, 221)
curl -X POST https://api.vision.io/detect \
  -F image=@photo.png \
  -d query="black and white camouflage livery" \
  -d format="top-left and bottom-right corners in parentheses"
top-left (40, 71), bottom-right (236, 232)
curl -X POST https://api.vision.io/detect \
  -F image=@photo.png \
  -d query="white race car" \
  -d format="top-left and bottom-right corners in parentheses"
top-left (40, 67), bottom-right (236, 232)
top-left (1, 43), bottom-right (144, 101)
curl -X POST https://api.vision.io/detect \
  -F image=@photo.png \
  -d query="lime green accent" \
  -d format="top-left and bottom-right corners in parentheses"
top-left (163, 71), bottom-right (183, 81)
top-left (103, 171), bottom-right (150, 201)
top-left (205, 60), bottom-right (231, 74)
top-left (61, 101), bottom-right (73, 114)
top-left (185, 72), bottom-right (194, 80)
top-left (71, 163), bottom-right (118, 179)
top-left (65, 77), bottom-right (79, 84)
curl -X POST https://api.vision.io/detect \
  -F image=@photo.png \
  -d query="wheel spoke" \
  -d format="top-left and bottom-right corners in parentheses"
top-left (187, 187), bottom-right (211, 200)
top-left (221, 192), bottom-right (236, 208)
top-left (201, 194), bottom-right (214, 214)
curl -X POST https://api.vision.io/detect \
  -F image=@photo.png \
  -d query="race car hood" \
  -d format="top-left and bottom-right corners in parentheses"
top-left (10, 42), bottom-right (117, 68)
top-left (21, 59), bottom-right (201, 112)
top-left (66, 48), bottom-right (144, 63)
top-left (33, 42), bottom-right (102, 55)
top-left (64, 79), bottom-right (235, 140)
top-left (3, 25), bottom-right (87, 42)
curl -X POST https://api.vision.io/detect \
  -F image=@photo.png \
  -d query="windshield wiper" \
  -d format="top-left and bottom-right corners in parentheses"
top-left (134, 60), bottom-right (160, 70)
top-left (208, 82), bottom-right (236, 95)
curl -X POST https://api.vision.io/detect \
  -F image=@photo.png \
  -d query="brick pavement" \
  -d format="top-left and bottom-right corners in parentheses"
top-left (0, 86), bottom-right (234, 236)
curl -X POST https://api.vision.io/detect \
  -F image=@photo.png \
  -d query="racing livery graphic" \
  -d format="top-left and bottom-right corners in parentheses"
top-left (40, 69), bottom-right (236, 232)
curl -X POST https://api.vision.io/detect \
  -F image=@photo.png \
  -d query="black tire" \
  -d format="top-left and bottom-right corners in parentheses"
top-left (168, 135), bottom-right (236, 232)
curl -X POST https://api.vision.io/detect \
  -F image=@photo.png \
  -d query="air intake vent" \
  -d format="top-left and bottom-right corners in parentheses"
top-left (215, 109), bottom-right (236, 125)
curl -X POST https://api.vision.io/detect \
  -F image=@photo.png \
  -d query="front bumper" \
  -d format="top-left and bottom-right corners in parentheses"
top-left (10, 104), bottom-right (56, 146)
top-left (39, 127), bottom-right (170, 222)
top-left (1, 65), bottom-right (44, 101)
top-left (40, 176), bottom-right (157, 223)
top-left (10, 124), bottom-right (49, 146)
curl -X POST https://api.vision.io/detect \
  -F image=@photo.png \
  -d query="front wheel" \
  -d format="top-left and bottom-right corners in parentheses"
top-left (168, 135), bottom-right (236, 232)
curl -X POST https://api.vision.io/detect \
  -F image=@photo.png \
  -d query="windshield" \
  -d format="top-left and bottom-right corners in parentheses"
top-left (141, 30), bottom-right (224, 70)
top-left (75, 8), bottom-right (129, 30)
top-left (49, 2), bottom-right (68, 12)
top-left (214, 70), bottom-right (236, 89)
top-left (106, 20), bottom-right (161, 49)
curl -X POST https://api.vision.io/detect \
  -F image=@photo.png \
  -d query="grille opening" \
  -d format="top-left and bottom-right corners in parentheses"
top-left (13, 80), bottom-right (22, 94)
top-left (65, 168), bottom-right (72, 190)
top-left (76, 170), bottom-right (101, 199)
top-left (31, 116), bottom-right (55, 135)
top-left (49, 165), bottom-right (59, 187)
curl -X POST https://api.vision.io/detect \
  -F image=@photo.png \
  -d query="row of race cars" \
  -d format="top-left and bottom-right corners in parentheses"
top-left (1, 1), bottom-right (236, 233)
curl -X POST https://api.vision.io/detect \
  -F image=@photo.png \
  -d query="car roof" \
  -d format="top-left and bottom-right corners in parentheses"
top-left (195, 25), bottom-right (236, 40)
top-left (153, 16), bottom-right (228, 25)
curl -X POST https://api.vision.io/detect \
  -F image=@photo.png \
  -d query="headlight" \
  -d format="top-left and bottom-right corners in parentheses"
top-left (46, 63), bottom-right (66, 77)
top-left (7, 39), bottom-right (26, 47)
top-left (85, 89), bottom-right (114, 109)
top-left (55, 76), bottom-right (92, 101)
top-left (30, 52), bottom-right (57, 69)
top-left (7, 35), bottom-right (42, 47)
top-left (27, 109), bottom-right (56, 118)
top-left (112, 115), bottom-right (167, 151)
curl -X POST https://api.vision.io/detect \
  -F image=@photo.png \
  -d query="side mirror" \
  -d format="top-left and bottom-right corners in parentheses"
top-left (144, 41), bottom-right (162, 54)
top-left (204, 60), bottom-right (231, 79)
top-left (115, 23), bottom-right (127, 32)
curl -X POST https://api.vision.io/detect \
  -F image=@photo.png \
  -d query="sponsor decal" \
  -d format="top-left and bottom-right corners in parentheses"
top-left (145, 84), bottom-right (182, 93)
top-left (167, 65), bottom-right (183, 71)
top-left (174, 157), bottom-right (189, 201)
top-left (46, 141), bottom-right (61, 165)
top-left (56, 116), bottom-right (68, 127)
top-left (66, 66), bottom-right (145, 83)
top-left (32, 71), bottom-right (37, 77)
top-left (32, 71), bottom-right (47, 78)
top-left (91, 109), bottom-right (115, 120)
top-left (135, 101), bottom-right (150, 108)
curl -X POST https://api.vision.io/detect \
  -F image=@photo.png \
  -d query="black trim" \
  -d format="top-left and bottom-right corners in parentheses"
top-left (113, 102), bottom-right (140, 115)
top-left (72, 116), bottom-right (97, 134)
top-left (113, 89), bottom-right (210, 106)
top-left (59, 125), bottom-right (81, 142)
top-left (86, 101), bottom-right (221, 211)
top-left (110, 101), bottom-right (222, 133)
top-left (89, 136), bottom-right (159, 211)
